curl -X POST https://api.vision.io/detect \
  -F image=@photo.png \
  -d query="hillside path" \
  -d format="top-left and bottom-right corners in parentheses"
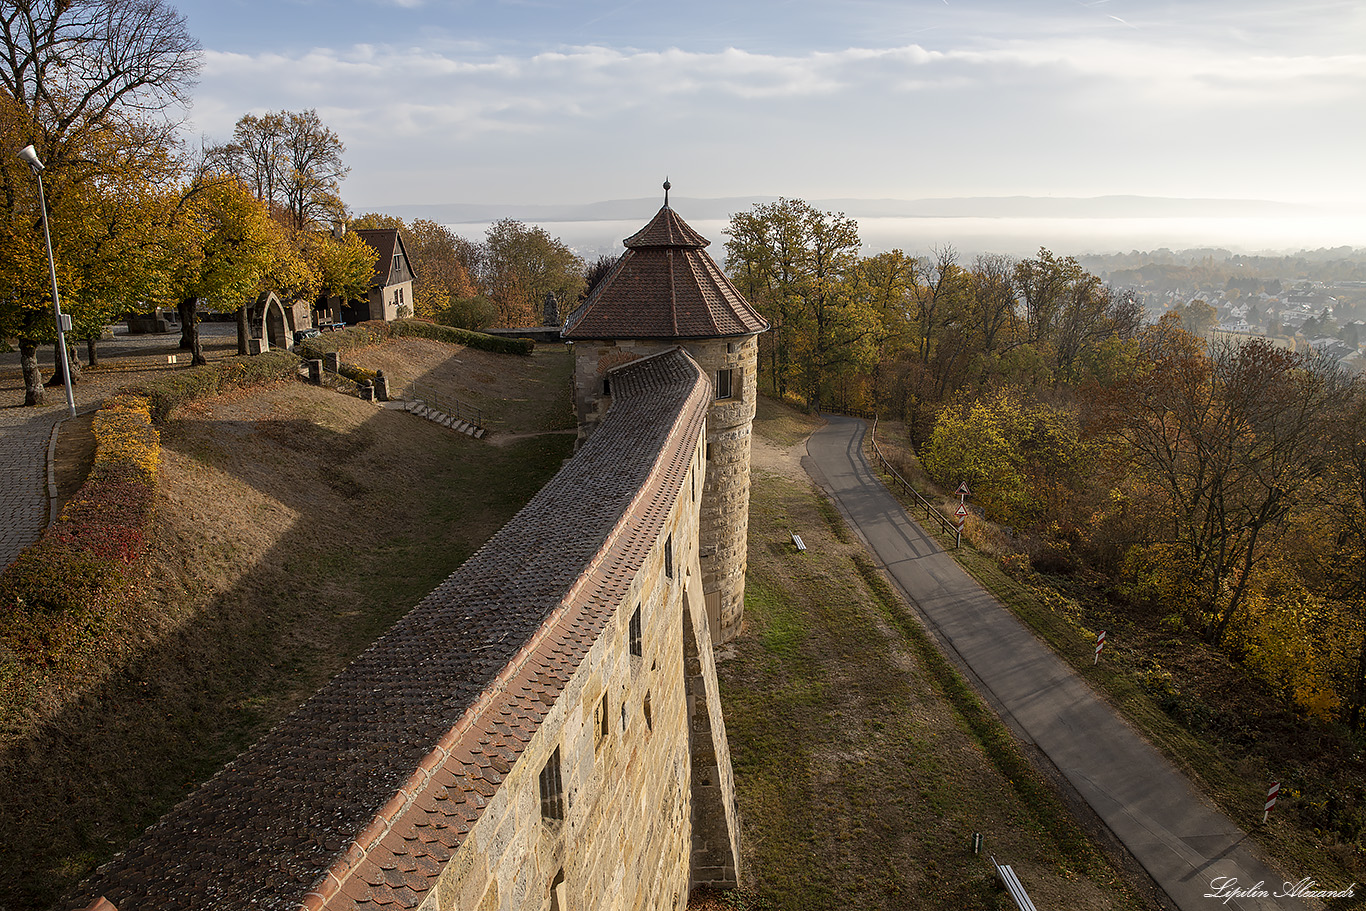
top-left (803, 414), bottom-right (1307, 911)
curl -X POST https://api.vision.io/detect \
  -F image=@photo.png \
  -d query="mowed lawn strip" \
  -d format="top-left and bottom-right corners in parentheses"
top-left (0, 342), bottom-right (574, 911)
top-left (714, 399), bottom-right (1141, 911)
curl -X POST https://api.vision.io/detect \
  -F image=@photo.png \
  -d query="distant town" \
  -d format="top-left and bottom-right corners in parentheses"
top-left (1079, 248), bottom-right (1366, 367)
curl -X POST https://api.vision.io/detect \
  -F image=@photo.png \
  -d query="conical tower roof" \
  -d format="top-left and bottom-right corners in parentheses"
top-left (562, 196), bottom-right (768, 340)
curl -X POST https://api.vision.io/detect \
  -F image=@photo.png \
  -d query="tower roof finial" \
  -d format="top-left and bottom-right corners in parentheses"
top-left (663, 177), bottom-right (671, 207)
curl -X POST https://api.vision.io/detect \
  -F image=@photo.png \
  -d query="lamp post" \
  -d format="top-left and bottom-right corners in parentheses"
top-left (17, 144), bottom-right (76, 418)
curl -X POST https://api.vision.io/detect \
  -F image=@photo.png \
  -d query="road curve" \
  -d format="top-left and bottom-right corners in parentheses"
top-left (804, 414), bottom-right (1307, 911)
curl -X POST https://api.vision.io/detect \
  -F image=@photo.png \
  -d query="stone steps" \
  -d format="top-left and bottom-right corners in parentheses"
top-left (404, 400), bottom-right (487, 439)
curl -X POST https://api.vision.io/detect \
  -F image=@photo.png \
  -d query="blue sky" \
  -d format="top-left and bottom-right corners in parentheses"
top-left (170, 0), bottom-right (1366, 225)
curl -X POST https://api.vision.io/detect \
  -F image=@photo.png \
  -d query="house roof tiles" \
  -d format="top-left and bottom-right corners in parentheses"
top-left (562, 206), bottom-right (768, 340)
top-left (65, 346), bottom-right (709, 911)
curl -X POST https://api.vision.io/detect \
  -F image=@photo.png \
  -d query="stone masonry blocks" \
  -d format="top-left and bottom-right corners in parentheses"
top-left (573, 336), bottom-right (759, 646)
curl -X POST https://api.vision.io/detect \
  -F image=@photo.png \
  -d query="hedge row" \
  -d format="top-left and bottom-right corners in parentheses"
top-left (298, 319), bottom-right (534, 359)
top-left (133, 349), bottom-right (302, 421)
top-left (0, 395), bottom-right (160, 664)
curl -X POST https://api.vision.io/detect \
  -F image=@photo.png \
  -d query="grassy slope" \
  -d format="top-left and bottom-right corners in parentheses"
top-left (0, 342), bottom-right (574, 911)
top-left (713, 399), bottom-right (1143, 911)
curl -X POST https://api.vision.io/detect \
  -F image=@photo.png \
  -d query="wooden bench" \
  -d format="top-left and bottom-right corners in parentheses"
top-left (791, 533), bottom-right (807, 552)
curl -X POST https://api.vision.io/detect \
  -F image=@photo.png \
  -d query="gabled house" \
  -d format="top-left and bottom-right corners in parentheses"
top-left (339, 228), bottom-right (416, 324)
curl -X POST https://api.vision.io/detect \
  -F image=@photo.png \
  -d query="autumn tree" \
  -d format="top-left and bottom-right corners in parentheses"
top-left (225, 111), bottom-right (287, 209)
top-left (922, 389), bottom-right (1089, 531)
top-left (167, 175), bottom-right (280, 365)
top-left (1315, 379), bottom-right (1366, 727)
top-left (847, 249), bottom-right (916, 413)
top-left (482, 219), bottom-right (584, 327)
top-left (724, 198), bottom-right (869, 410)
top-left (1167, 298), bottom-right (1218, 337)
top-left (725, 198), bottom-right (811, 398)
top-left (1013, 249), bottom-right (1138, 383)
top-left (1103, 316), bottom-right (1345, 643)
top-left (0, 0), bottom-right (198, 403)
top-left (219, 109), bottom-right (348, 232)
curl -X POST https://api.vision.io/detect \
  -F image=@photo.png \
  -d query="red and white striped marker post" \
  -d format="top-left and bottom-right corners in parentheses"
top-left (1094, 630), bottom-right (1106, 664)
top-left (1264, 781), bottom-right (1280, 824)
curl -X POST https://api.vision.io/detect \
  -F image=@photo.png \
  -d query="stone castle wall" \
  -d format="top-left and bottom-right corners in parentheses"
top-left (68, 348), bottom-right (740, 911)
top-left (571, 335), bottom-right (759, 643)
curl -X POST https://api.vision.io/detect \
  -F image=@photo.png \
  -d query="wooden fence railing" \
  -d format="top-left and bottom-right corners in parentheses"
top-left (866, 416), bottom-right (957, 539)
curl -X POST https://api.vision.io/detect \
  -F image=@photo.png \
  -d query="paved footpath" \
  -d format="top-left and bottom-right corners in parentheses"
top-left (805, 415), bottom-right (1313, 911)
top-left (0, 403), bottom-right (60, 569)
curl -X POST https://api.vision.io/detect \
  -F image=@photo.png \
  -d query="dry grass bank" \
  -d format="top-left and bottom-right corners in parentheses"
top-left (0, 341), bottom-right (574, 910)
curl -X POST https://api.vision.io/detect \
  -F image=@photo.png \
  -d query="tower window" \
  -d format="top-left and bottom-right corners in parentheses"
top-left (665, 534), bottom-right (674, 579)
top-left (716, 368), bottom-right (734, 400)
top-left (602, 376), bottom-right (611, 396)
top-left (643, 692), bottom-right (653, 731)
top-left (630, 605), bottom-right (642, 656)
top-left (540, 747), bottom-right (564, 820)
top-left (596, 694), bottom-right (610, 746)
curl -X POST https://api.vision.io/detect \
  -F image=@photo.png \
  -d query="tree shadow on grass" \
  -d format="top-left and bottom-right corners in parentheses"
top-left (0, 355), bottom-right (574, 910)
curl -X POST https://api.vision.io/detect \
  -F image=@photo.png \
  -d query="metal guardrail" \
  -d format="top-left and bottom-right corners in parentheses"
top-left (868, 416), bottom-right (957, 539)
top-left (402, 380), bottom-right (485, 429)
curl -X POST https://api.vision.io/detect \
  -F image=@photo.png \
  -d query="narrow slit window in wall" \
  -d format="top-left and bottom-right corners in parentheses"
top-left (630, 605), bottom-right (642, 657)
top-left (540, 747), bottom-right (564, 820)
top-left (550, 869), bottom-right (566, 911)
top-left (596, 694), bottom-right (609, 746)
top-left (602, 376), bottom-right (611, 396)
top-left (644, 692), bottom-right (653, 731)
top-left (665, 534), bottom-right (674, 579)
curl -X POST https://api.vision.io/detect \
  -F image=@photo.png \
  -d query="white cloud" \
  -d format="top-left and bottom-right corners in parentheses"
top-left (184, 17), bottom-right (1366, 211)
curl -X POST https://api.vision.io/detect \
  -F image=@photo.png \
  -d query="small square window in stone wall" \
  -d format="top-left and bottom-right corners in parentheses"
top-left (716, 368), bottom-right (734, 400)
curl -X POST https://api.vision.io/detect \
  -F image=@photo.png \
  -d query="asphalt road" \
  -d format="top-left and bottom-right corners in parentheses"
top-left (803, 414), bottom-right (1309, 911)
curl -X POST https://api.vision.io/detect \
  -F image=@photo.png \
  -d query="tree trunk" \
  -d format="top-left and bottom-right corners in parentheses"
top-left (86, 336), bottom-right (99, 367)
top-left (179, 300), bottom-right (195, 350)
top-left (178, 296), bottom-right (206, 366)
top-left (45, 341), bottom-right (81, 385)
top-left (236, 305), bottom-right (250, 356)
top-left (19, 340), bottom-right (45, 406)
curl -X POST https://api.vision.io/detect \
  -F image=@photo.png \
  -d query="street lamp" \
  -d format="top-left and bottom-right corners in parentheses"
top-left (17, 144), bottom-right (76, 418)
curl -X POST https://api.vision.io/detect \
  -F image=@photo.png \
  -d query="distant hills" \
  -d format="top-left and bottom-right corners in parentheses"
top-left (375, 195), bottom-right (1318, 226)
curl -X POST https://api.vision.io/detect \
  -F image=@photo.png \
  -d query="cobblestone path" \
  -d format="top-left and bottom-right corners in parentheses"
top-left (0, 405), bottom-right (60, 569)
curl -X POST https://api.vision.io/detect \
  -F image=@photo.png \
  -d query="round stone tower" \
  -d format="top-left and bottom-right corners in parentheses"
top-left (562, 185), bottom-right (768, 644)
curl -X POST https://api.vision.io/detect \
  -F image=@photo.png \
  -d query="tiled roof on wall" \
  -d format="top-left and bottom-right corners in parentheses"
top-left (561, 206), bottom-right (769, 341)
top-left (66, 348), bottom-right (711, 911)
